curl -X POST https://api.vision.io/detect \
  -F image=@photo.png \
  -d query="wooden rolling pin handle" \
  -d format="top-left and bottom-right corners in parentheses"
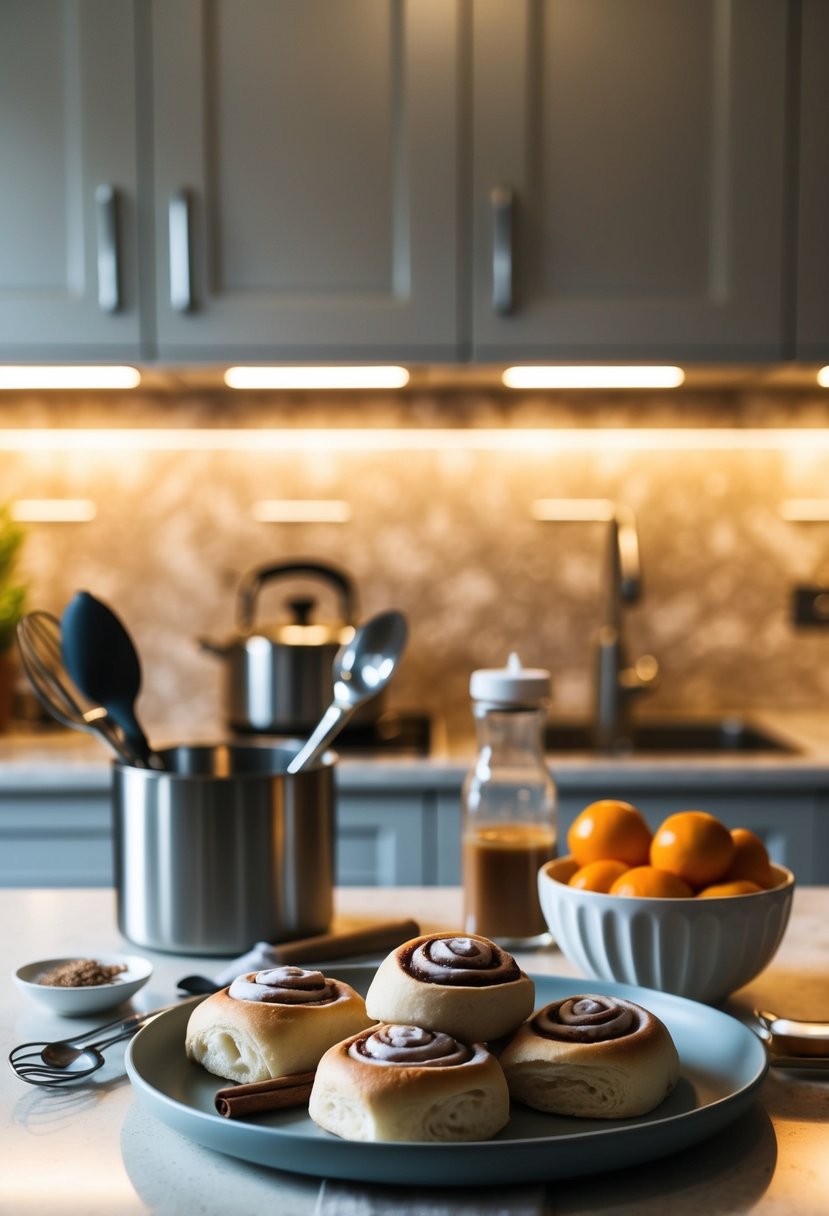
top-left (272, 918), bottom-right (420, 965)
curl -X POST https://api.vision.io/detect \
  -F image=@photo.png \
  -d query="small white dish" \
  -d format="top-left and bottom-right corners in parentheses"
top-left (13, 954), bottom-right (153, 1017)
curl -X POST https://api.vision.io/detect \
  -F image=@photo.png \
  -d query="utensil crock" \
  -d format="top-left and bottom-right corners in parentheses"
top-left (113, 742), bottom-right (335, 955)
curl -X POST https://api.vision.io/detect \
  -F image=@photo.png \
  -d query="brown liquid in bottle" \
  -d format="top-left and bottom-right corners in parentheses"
top-left (463, 823), bottom-right (556, 943)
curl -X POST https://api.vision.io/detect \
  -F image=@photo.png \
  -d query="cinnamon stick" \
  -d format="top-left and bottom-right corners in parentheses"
top-left (272, 918), bottom-right (420, 965)
top-left (214, 1069), bottom-right (316, 1119)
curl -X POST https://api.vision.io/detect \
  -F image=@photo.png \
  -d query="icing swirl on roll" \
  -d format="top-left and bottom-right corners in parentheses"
top-left (532, 995), bottom-right (639, 1043)
top-left (405, 935), bottom-right (520, 987)
top-left (349, 1024), bottom-right (473, 1068)
top-left (227, 966), bottom-right (336, 1004)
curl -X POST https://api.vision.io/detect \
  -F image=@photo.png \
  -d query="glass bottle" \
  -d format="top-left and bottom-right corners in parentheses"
top-left (461, 653), bottom-right (557, 948)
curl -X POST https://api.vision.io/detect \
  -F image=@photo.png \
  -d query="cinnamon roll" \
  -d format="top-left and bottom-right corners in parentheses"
top-left (185, 966), bottom-right (373, 1084)
top-left (308, 1023), bottom-right (510, 1142)
top-left (500, 993), bottom-right (680, 1118)
top-left (364, 933), bottom-right (534, 1043)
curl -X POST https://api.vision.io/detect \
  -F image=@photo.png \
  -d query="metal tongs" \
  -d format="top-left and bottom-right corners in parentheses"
top-left (754, 1009), bottom-right (829, 1072)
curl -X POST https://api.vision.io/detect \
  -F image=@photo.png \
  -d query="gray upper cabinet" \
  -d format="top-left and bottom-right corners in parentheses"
top-left (150, 0), bottom-right (461, 361)
top-left (471, 0), bottom-right (792, 362)
top-left (0, 0), bottom-right (141, 359)
top-left (796, 0), bottom-right (829, 360)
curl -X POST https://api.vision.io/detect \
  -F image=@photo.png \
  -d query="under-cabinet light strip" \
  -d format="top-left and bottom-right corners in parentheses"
top-left (224, 366), bottom-right (410, 389)
top-left (502, 366), bottom-right (686, 389)
top-left (251, 500), bottom-right (352, 523)
top-left (0, 367), bottom-right (141, 390)
top-left (11, 499), bottom-right (97, 522)
top-left (3, 428), bottom-right (829, 451)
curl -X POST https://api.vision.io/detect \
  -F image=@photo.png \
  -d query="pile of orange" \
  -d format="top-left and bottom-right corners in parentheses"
top-left (562, 799), bottom-right (779, 898)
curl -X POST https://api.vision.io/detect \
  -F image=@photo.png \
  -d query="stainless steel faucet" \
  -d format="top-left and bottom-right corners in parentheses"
top-left (594, 505), bottom-right (659, 750)
top-left (533, 499), bottom-right (659, 751)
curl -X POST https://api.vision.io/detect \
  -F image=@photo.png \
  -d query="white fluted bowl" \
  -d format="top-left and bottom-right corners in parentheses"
top-left (538, 857), bottom-right (794, 1004)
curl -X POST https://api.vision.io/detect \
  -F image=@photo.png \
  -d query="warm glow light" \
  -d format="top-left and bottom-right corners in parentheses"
top-left (0, 427), bottom-right (828, 451)
top-left (531, 498), bottom-right (615, 522)
top-left (818, 367), bottom-right (829, 387)
top-left (502, 365), bottom-right (685, 389)
top-left (224, 366), bottom-right (410, 390)
top-left (0, 366), bottom-right (140, 389)
top-left (779, 499), bottom-right (829, 522)
top-left (11, 499), bottom-right (97, 522)
top-left (251, 499), bottom-right (352, 523)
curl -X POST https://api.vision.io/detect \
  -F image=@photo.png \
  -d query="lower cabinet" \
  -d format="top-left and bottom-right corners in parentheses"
top-left (2, 771), bottom-right (828, 887)
top-left (438, 781), bottom-right (829, 886)
top-left (0, 783), bottom-right (440, 888)
top-left (0, 789), bottom-right (114, 887)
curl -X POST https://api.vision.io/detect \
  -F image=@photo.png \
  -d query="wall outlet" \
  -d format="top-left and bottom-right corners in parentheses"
top-left (792, 586), bottom-right (829, 626)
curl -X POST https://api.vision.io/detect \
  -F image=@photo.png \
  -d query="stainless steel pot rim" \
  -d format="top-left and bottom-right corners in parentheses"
top-left (112, 742), bottom-right (338, 779)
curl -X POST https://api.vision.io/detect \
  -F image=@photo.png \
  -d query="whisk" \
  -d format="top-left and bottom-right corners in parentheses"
top-left (16, 611), bottom-right (142, 766)
top-left (9, 1005), bottom-right (173, 1086)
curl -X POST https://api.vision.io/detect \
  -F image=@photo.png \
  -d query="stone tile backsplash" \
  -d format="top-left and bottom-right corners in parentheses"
top-left (5, 387), bottom-right (829, 744)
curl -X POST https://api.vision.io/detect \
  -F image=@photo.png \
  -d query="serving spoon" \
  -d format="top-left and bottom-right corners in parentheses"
top-left (287, 610), bottom-right (408, 774)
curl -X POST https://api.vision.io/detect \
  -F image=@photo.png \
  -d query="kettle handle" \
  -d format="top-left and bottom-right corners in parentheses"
top-left (235, 560), bottom-right (358, 631)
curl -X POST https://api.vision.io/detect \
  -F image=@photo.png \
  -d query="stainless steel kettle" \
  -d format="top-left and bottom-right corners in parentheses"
top-left (199, 560), bottom-right (359, 734)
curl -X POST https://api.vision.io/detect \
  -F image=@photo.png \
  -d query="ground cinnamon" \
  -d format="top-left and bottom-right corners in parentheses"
top-left (37, 959), bottom-right (127, 987)
top-left (214, 1069), bottom-right (316, 1119)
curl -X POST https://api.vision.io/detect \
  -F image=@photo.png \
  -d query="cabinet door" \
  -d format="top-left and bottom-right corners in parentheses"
top-left (151, 0), bottom-right (461, 361)
top-left (336, 792), bottom-right (426, 886)
top-left (472, 0), bottom-right (791, 361)
top-left (796, 0), bottom-right (829, 359)
top-left (0, 0), bottom-right (141, 358)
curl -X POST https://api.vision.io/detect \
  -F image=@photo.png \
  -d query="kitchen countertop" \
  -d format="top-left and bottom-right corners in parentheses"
top-left (4, 710), bottom-right (829, 790)
top-left (3, 885), bottom-right (828, 1215)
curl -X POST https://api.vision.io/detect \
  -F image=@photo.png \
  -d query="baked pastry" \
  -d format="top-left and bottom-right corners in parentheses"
top-left (364, 932), bottom-right (534, 1043)
top-left (500, 993), bottom-right (680, 1119)
top-left (185, 966), bottom-right (373, 1084)
top-left (308, 1023), bottom-right (510, 1142)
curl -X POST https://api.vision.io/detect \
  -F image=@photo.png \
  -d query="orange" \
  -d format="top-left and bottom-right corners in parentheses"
top-left (721, 828), bottom-right (775, 888)
top-left (567, 800), bottom-right (653, 868)
top-left (649, 810), bottom-right (735, 890)
top-left (609, 866), bottom-right (693, 898)
top-left (569, 859), bottom-right (630, 893)
top-left (697, 879), bottom-right (763, 898)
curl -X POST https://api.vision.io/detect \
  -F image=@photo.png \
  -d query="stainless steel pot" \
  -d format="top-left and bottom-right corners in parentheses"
top-left (199, 560), bottom-right (361, 734)
top-left (113, 743), bottom-right (335, 955)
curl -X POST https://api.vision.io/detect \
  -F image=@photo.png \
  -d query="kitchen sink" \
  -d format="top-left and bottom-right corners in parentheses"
top-left (544, 718), bottom-right (798, 755)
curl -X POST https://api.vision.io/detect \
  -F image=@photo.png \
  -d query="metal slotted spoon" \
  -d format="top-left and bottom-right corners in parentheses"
top-left (16, 612), bottom-right (142, 766)
top-left (9, 1004), bottom-right (175, 1086)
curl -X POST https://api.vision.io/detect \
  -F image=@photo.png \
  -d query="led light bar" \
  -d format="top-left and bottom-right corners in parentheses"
top-left (0, 366), bottom-right (140, 390)
top-left (224, 366), bottom-right (410, 390)
top-left (502, 366), bottom-right (685, 389)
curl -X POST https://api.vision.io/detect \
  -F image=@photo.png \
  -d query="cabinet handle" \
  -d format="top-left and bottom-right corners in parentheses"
top-left (490, 185), bottom-right (514, 315)
top-left (95, 184), bottom-right (120, 313)
top-left (169, 190), bottom-right (193, 312)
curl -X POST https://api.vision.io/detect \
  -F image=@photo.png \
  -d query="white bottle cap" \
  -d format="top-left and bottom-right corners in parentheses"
top-left (469, 652), bottom-right (551, 706)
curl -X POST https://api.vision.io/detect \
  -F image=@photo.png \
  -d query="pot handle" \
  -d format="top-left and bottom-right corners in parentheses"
top-left (235, 561), bottom-right (358, 631)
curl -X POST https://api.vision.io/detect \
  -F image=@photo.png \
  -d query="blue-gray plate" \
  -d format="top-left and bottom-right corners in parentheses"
top-left (125, 966), bottom-right (767, 1186)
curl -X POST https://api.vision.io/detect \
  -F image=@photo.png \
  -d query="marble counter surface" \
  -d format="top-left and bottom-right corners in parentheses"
top-left (3, 886), bottom-right (828, 1216)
